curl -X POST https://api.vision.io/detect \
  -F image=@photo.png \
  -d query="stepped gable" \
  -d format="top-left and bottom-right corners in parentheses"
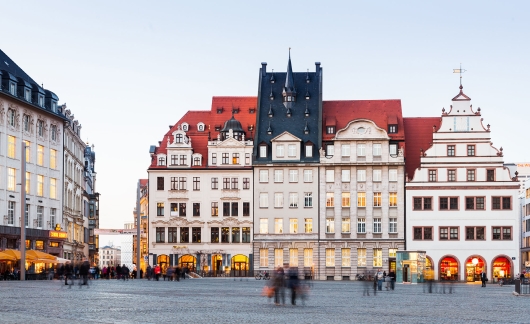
top-left (403, 117), bottom-right (441, 181)
top-left (322, 100), bottom-right (404, 141)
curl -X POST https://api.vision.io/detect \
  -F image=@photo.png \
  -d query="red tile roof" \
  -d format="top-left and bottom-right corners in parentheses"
top-left (322, 100), bottom-right (405, 142)
top-left (149, 97), bottom-right (257, 169)
top-left (403, 117), bottom-right (441, 181)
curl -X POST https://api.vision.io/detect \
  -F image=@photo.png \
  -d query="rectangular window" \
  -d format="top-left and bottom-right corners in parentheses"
top-left (260, 219), bottom-right (268, 234)
top-left (289, 170), bottom-right (298, 182)
top-left (50, 208), bottom-right (56, 228)
top-left (223, 202), bottom-right (230, 216)
top-left (211, 202), bottom-right (218, 216)
top-left (466, 197), bottom-right (485, 210)
top-left (245, 153), bottom-right (250, 165)
top-left (172, 155), bottom-right (179, 165)
top-left (259, 170), bottom-right (269, 183)
top-left (243, 178), bottom-right (250, 189)
top-left (389, 218), bottom-right (397, 233)
top-left (242, 227), bottom-right (250, 243)
top-left (357, 218), bottom-right (366, 233)
top-left (223, 178), bottom-right (230, 189)
top-left (179, 177), bottom-right (187, 190)
top-left (8, 136), bottom-right (16, 158)
top-left (179, 203), bottom-right (186, 216)
top-left (326, 126), bottom-right (335, 134)
top-left (289, 193), bottom-right (298, 208)
top-left (373, 143), bottom-right (382, 156)
top-left (231, 227), bottom-right (240, 243)
top-left (389, 169), bottom-right (397, 182)
top-left (157, 202), bottom-right (164, 216)
top-left (487, 169), bottom-right (495, 182)
top-left (274, 193), bottom-right (283, 208)
top-left (467, 145), bottom-right (475, 156)
top-left (259, 145), bottom-right (267, 158)
top-left (274, 249), bottom-right (284, 268)
top-left (211, 153), bottom-right (218, 165)
top-left (276, 145), bottom-right (284, 157)
top-left (156, 227), bottom-right (165, 243)
top-left (465, 226), bottom-right (485, 240)
top-left (467, 169), bottom-right (475, 181)
top-left (305, 145), bottom-right (313, 157)
top-left (357, 144), bottom-right (366, 157)
top-left (7, 168), bottom-right (16, 191)
top-left (448, 169), bottom-right (456, 182)
top-left (36, 206), bottom-right (43, 228)
top-left (373, 248), bottom-right (382, 267)
top-left (341, 169), bottom-right (350, 182)
top-left (170, 177), bottom-right (177, 190)
top-left (231, 178), bottom-right (238, 189)
top-left (37, 175), bottom-right (44, 196)
top-left (179, 155), bottom-right (187, 165)
top-left (413, 197), bottom-right (432, 210)
top-left (37, 145), bottom-right (44, 166)
top-left (304, 248), bottom-right (313, 267)
top-left (447, 145), bottom-right (455, 156)
top-left (231, 202), bottom-right (238, 216)
top-left (290, 218), bottom-right (298, 233)
top-left (492, 227), bottom-right (512, 240)
top-left (7, 201), bottom-right (15, 225)
top-left (326, 144), bottom-right (334, 157)
top-left (413, 227), bottom-right (433, 240)
top-left (259, 193), bottom-right (269, 208)
top-left (243, 202), bottom-right (250, 216)
top-left (440, 227), bottom-right (459, 240)
top-left (288, 144), bottom-right (296, 157)
top-left (341, 217), bottom-right (350, 233)
top-left (342, 192), bottom-right (350, 207)
top-left (274, 170), bottom-right (283, 182)
top-left (211, 227), bottom-right (219, 243)
top-left (326, 192), bottom-right (334, 207)
top-left (211, 177), bottom-right (218, 190)
top-left (326, 169), bottom-right (334, 182)
top-left (179, 227), bottom-right (189, 243)
top-left (304, 193), bottom-right (313, 207)
top-left (222, 153), bottom-right (229, 164)
top-left (24, 140), bottom-right (30, 162)
top-left (289, 248), bottom-right (298, 267)
top-left (50, 149), bottom-right (57, 169)
top-left (274, 218), bottom-right (283, 234)
top-left (492, 197), bottom-right (511, 210)
top-left (357, 170), bottom-right (366, 182)
top-left (260, 249), bottom-right (268, 267)
top-left (373, 218), bottom-right (382, 233)
top-left (232, 153), bottom-right (240, 164)
top-left (373, 169), bottom-right (382, 182)
top-left (428, 170), bottom-right (437, 182)
top-left (373, 192), bottom-right (382, 207)
top-left (304, 218), bottom-right (313, 233)
top-left (357, 248), bottom-right (366, 267)
top-left (326, 248), bottom-right (335, 267)
top-left (193, 177), bottom-right (200, 190)
top-left (304, 170), bottom-right (313, 182)
top-left (326, 218), bottom-right (335, 233)
top-left (357, 192), bottom-right (366, 207)
top-left (50, 178), bottom-right (57, 199)
top-left (221, 227), bottom-right (229, 243)
top-left (389, 192), bottom-right (397, 207)
top-left (193, 203), bottom-right (200, 216)
top-left (168, 227), bottom-right (178, 243)
top-left (439, 197), bottom-right (459, 210)
top-left (341, 144), bottom-right (351, 157)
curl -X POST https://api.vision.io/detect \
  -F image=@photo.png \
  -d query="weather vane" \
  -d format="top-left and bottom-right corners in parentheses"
top-left (453, 63), bottom-right (467, 86)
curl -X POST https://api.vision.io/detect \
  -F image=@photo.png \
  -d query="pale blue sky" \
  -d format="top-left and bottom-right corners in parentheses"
top-left (3, 1), bottom-right (529, 229)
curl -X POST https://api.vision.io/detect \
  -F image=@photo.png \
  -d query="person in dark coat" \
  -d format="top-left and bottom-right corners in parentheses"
top-left (121, 265), bottom-right (129, 281)
top-left (287, 267), bottom-right (299, 305)
top-left (64, 262), bottom-right (72, 285)
top-left (146, 265), bottom-right (152, 280)
top-left (116, 264), bottom-right (122, 280)
top-left (480, 271), bottom-right (487, 287)
top-left (80, 260), bottom-right (90, 285)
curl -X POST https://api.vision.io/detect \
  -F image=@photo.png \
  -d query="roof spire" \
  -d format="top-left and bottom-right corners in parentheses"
top-left (285, 48), bottom-right (294, 91)
top-left (453, 63), bottom-right (466, 88)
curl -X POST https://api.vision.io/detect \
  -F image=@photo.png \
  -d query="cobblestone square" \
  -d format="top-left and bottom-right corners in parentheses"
top-left (0, 279), bottom-right (527, 323)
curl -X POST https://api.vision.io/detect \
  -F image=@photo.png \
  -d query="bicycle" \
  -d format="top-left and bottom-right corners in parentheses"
top-left (255, 271), bottom-right (270, 280)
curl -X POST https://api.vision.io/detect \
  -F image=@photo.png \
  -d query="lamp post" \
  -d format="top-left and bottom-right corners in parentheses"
top-left (20, 142), bottom-right (27, 281)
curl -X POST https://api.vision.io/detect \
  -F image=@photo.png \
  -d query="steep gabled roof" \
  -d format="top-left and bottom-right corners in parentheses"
top-left (403, 117), bottom-right (441, 181)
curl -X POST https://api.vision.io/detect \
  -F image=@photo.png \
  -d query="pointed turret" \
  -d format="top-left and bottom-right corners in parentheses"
top-left (282, 49), bottom-right (297, 109)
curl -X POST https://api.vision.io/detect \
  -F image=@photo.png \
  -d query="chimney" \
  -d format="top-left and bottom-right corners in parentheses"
top-left (315, 62), bottom-right (321, 77)
top-left (261, 62), bottom-right (267, 77)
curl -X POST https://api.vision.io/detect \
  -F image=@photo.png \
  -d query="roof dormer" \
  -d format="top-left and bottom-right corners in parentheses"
top-left (181, 122), bottom-right (189, 132)
top-left (197, 122), bottom-right (205, 132)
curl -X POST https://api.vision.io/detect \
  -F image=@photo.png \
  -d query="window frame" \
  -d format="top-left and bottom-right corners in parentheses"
top-left (467, 144), bottom-right (475, 156)
top-left (465, 196), bottom-right (485, 210)
top-left (492, 226), bottom-right (512, 240)
top-left (447, 145), bottom-right (455, 156)
top-left (413, 226), bottom-right (433, 240)
top-left (465, 226), bottom-right (485, 240)
top-left (413, 197), bottom-right (433, 211)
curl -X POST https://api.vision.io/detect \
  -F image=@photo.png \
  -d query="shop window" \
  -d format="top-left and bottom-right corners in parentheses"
top-left (35, 240), bottom-right (44, 250)
top-left (440, 257), bottom-right (458, 281)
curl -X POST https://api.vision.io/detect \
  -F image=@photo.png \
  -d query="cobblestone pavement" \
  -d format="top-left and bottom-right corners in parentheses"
top-left (0, 278), bottom-right (527, 323)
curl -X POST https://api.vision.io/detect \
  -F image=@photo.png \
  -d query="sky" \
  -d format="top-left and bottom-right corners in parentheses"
top-left (2, 1), bottom-right (529, 233)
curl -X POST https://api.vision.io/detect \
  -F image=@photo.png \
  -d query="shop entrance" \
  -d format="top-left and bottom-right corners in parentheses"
top-left (440, 256), bottom-right (459, 281)
top-left (212, 254), bottom-right (223, 276)
top-left (492, 256), bottom-right (511, 283)
top-left (178, 254), bottom-right (196, 273)
top-left (403, 264), bottom-right (410, 282)
top-left (231, 255), bottom-right (249, 277)
top-left (157, 255), bottom-right (169, 275)
top-left (465, 257), bottom-right (485, 282)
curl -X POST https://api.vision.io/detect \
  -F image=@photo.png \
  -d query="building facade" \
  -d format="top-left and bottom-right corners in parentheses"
top-left (0, 49), bottom-right (67, 257)
top-left (521, 179), bottom-right (530, 273)
top-left (148, 97), bottom-right (256, 276)
top-left (319, 100), bottom-right (406, 280)
top-left (84, 144), bottom-right (99, 266)
top-left (99, 245), bottom-right (121, 268)
top-left (404, 84), bottom-right (520, 283)
top-left (252, 54), bottom-right (322, 277)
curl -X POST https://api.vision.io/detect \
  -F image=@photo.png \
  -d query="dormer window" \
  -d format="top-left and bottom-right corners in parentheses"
top-left (214, 125), bottom-right (221, 131)
top-left (182, 123), bottom-right (189, 132)
top-left (305, 144), bottom-right (313, 157)
top-left (38, 95), bottom-right (44, 107)
top-left (158, 157), bottom-right (166, 166)
top-left (249, 108), bottom-right (256, 114)
top-left (259, 144), bottom-right (267, 158)
top-left (25, 89), bottom-right (31, 102)
top-left (37, 120), bottom-right (44, 137)
top-left (388, 125), bottom-right (397, 134)
top-left (326, 126), bottom-right (335, 134)
top-left (176, 134), bottom-right (183, 143)
top-left (193, 157), bottom-right (201, 166)
top-left (197, 123), bottom-right (205, 132)
top-left (23, 115), bottom-right (30, 132)
top-left (217, 107), bottom-right (223, 114)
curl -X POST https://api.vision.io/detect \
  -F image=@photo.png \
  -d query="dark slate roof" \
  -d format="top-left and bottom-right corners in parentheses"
top-left (254, 57), bottom-right (322, 163)
top-left (0, 49), bottom-right (39, 85)
top-left (221, 116), bottom-right (244, 133)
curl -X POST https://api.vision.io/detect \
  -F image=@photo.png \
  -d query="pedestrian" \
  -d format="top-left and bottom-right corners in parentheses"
top-left (95, 266), bottom-right (100, 279)
top-left (389, 270), bottom-right (396, 290)
top-left (80, 259), bottom-right (90, 286)
top-left (64, 262), bottom-right (72, 285)
top-left (146, 265), bottom-right (152, 280)
top-left (175, 266), bottom-right (181, 282)
top-left (376, 269), bottom-right (384, 291)
top-left (480, 271), bottom-right (487, 287)
top-left (121, 264), bottom-right (129, 281)
top-left (116, 264), bottom-right (122, 280)
top-left (287, 267), bottom-right (299, 305)
top-left (154, 264), bottom-right (161, 281)
top-left (273, 267), bottom-right (285, 306)
top-left (102, 266), bottom-right (107, 279)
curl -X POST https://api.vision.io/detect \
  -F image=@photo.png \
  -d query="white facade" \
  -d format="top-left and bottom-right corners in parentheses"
top-left (521, 179), bottom-right (530, 271)
top-left (149, 121), bottom-right (254, 276)
top-left (99, 245), bottom-right (121, 268)
top-left (406, 87), bottom-right (520, 282)
top-left (319, 119), bottom-right (405, 280)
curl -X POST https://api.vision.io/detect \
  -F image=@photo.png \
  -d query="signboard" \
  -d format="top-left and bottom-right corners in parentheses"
top-left (49, 231), bottom-right (68, 239)
top-left (94, 229), bottom-right (144, 235)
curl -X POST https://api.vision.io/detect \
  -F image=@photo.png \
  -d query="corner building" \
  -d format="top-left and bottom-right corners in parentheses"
top-left (404, 85), bottom-right (520, 283)
top-left (319, 100), bottom-right (405, 280)
top-left (148, 97), bottom-right (257, 276)
top-left (252, 54), bottom-right (322, 277)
